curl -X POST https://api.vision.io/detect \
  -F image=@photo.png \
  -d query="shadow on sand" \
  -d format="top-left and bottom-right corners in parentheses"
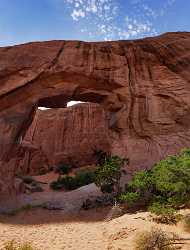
top-left (0, 206), bottom-right (112, 225)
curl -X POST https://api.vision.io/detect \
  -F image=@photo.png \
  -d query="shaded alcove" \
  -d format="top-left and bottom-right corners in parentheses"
top-left (0, 38), bottom-right (129, 201)
top-left (0, 74), bottom-right (123, 204)
top-left (39, 101), bottom-right (83, 109)
top-left (16, 97), bottom-right (111, 176)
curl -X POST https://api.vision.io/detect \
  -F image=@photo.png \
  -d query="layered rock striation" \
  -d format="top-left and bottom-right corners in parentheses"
top-left (0, 32), bottom-right (190, 197)
top-left (22, 103), bottom-right (110, 174)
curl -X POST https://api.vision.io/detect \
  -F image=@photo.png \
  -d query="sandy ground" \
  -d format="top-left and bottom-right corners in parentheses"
top-left (0, 173), bottom-right (189, 250)
top-left (0, 208), bottom-right (190, 250)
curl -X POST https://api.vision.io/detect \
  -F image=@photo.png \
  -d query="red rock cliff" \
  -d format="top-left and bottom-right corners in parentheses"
top-left (22, 103), bottom-right (110, 174)
top-left (0, 32), bottom-right (190, 197)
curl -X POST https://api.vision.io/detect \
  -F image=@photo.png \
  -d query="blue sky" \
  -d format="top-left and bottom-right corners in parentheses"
top-left (0, 0), bottom-right (189, 46)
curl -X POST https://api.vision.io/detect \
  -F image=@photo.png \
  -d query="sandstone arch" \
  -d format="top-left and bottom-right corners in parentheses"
top-left (20, 103), bottom-right (110, 175)
top-left (0, 32), bottom-right (190, 198)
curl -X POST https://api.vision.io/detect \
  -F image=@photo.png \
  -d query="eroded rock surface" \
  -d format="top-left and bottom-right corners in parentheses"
top-left (0, 32), bottom-right (190, 197)
top-left (16, 141), bottom-right (50, 176)
top-left (22, 103), bottom-right (110, 173)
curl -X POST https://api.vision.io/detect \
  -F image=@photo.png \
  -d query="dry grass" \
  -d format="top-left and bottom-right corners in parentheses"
top-left (183, 214), bottom-right (190, 233)
top-left (3, 240), bottom-right (35, 250)
top-left (105, 203), bottom-right (123, 221)
top-left (152, 213), bottom-right (183, 225)
top-left (135, 227), bottom-right (180, 250)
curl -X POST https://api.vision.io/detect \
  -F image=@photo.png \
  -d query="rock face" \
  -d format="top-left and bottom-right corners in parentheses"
top-left (0, 32), bottom-right (190, 198)
top-left (16, 141), bottom-right (50, 176)
top-left (22, 103), bottom-right (110, 173)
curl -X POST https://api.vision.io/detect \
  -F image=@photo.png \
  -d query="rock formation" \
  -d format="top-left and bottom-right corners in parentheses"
top-left (21, 103), bottom-right (110, 174)
top-left (0, 32), bottom-right (190, 198)
top-left (16, 141), bottom-right (50, 176)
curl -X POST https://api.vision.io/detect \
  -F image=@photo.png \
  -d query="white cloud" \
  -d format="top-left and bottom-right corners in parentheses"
top-left (71, 9), bottom-right (85, 20)
top-left (142, 4), bottom-right (158, 19)
top-left (56, 0), bottom-right (177, 40)
top-left (131, 0), bottom-right (177, 19)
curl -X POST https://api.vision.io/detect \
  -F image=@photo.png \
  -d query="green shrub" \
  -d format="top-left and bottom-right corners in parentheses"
top-left (55, 164), bottom-right (71, 175)
top-left (118, 192), bottom-right (140, 206)
top-left (50, 180), bottom-right (64, 190)
top-left (148, 202), bottom-right (181, 224)
top-left (61, 171), bottom-right (95, 190)
top-left (76, 171), bottom-right (95, 187)
top-left (120, 148), bottom-right (190, 216)
top-left (51, 155), bottom-right (128, 192)
top-left (151, 149), bottom-right (190, 206)
top-left (60, 176), bottom-right (78, 190)
top-left (148, 202), bottom-right (176, 216)
top-left (50, 176), bottom-right (77, 190)
top-left (100, 184), bottom-right (114, 193)
top-left (95, 155), bottom-right (128, 194)
top-left (21, 176), bottom-right (35, 184)
top-left (50, 170), bottom-right (95, 191)
top-left (93, 149), bottom-right (109, 165)
top-left (127, 170), bottom-right (153, 192)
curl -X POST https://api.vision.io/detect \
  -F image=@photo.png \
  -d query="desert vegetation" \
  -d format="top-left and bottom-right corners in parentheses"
top-left (42, 148), bottom-right (190, 224)
top-left (16, 175), bottom-right (44, 194)
top-left (56, 148), bottom-right (190, 224)
top-left (94, 154), bottom-right (128, 194)
top-left (117, 148), bottom-right (190, 223)
top-left (49, 152), bottom-right (126, 191)
top-left (135, 227), bottom-right (180, 250)
top-left (183, 214), bottom-right (190, 233)
top-left (50, 168), bottom-right (95, 190)
top-left (54, 163), bottom-right (71, 175)
top-left (2, 150), bottom-right (190, 249)
top-left (3, 240), bottom-right (35, 250)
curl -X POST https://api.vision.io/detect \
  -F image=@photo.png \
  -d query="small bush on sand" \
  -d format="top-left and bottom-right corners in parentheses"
top-left (148, 202), bottom-right (182, 224)
top-left (119, 149), bottom-right (190, 217)
top-left (50, 179), bottom-right (64, 190)
top-left (50, 170), bottom-right (95, 191)
top-left (76, 170), bottom-right (95, 187)
top-left (183, 214), bottom-right (190, 233)
top-left (100, 183), bottom-right (114, 193)
top-left (93, 150), bottom-right (110, 165)
top-left (95, 155), bottom-right (128, 194)
top-left (135, 228), bottom-right (178, 250)
top-left (105, 202), bottom-right (123, 221)
top-left (20, 176), bottom-right (35, 184)
top-left (60, 176), bottom-right (78, 190)
top-left (50, 175), bottom-right (76, 190)
top-left (119, 192), bottom-right (140, 206)
top-left (55, 164), bottom-right (71, 175)
top-left (4, 240), bottom-right (35, 250)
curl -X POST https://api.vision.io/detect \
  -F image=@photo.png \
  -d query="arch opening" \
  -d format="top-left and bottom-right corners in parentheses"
top-left (16, 95), bottom-right (111, 178)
